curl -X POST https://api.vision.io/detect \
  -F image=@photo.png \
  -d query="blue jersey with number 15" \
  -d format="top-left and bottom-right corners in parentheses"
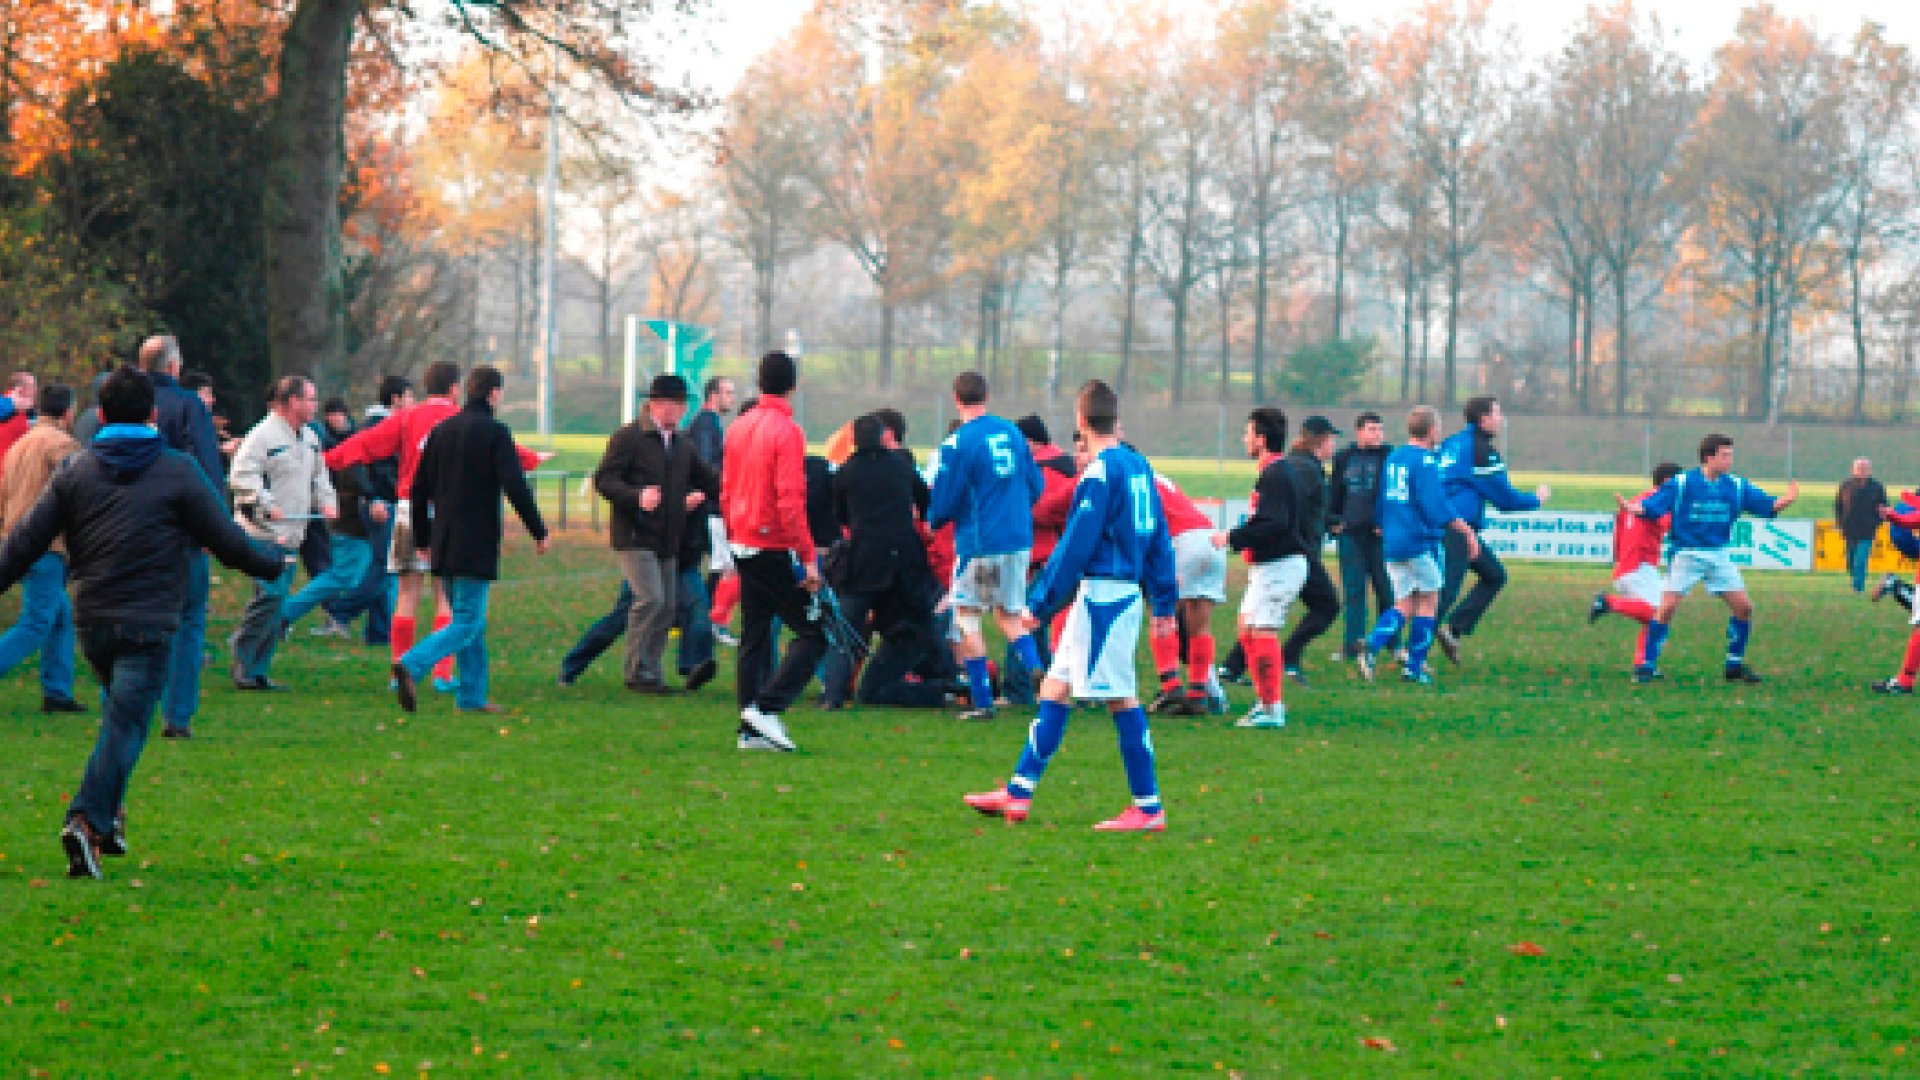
top-left (928, 414), bottom-right (1043, 560)
top-left (1027, 444), bottom-right (1178, 624)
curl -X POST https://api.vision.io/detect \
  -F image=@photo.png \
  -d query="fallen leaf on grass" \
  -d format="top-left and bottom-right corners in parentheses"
top-left (1361, 1037), bottom-right (1398, 1052)
top-left (1508, 941), bottom-right (1547, 957)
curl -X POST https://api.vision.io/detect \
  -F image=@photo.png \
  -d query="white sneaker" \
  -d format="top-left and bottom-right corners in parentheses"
top-left (740, 704), bottom-right (796, 752)
top-left (1234, 704), bottom-right (1269, 728)
top-left (309, 616), bottom-right (351, 638)
top-left (1251, 703), bottom-right (1287, 729)
top-left (737, 732), bottom-right (782, 751)
top-left (713, 624), bottom-right (740, 647)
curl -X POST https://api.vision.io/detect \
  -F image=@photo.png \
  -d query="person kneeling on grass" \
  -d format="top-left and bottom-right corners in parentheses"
top-left (965, 380), bottom-right (1178, 833)
top-left (0, 366), bottom-right (287, 879)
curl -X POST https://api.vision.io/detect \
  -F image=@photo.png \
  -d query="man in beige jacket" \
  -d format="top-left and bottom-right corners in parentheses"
top-left (228, 375), bottom-right (336, 690)
top-left (0, 383), bottom-right (84, 712)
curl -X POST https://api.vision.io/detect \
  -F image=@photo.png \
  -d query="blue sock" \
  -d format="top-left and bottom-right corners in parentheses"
top-left (1009, 699), bottom-right (1071, 797)
top-left (1110, 706), bottom-right (1161, 814)
top-left (1366, 609), bottom-right (1405, 656)
top-left (1010, 633), bottom-right (1043, 672)
top-left (964, 656), bottom-right (994, 709)
top-left (1726, 618), bottom-right (1751, 670)
top-left (1643, 620), bottom-right (1670, 669)
top-left (1407, 616), bottom-right (1436, 675)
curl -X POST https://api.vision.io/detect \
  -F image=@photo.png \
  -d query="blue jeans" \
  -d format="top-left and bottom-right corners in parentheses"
top-left (400, 577), bottom-right (490, 709)
top-left (0, 552), bottom-right (74, 698)
top-left (231, 561), bottom-right (296, 682)
top-left (69, 623), bottom-right (173, 836)
top-left (327, 512), bottom-right (394, 644)
top-left (1849, 540), bottom-right (1874, 592)
top-left (676, 567), bottom-right (714, 675)
top-left (163, 550), bottom-right (209, 728)
top-left (283, 534), bottom-right (372, 626)
top-left (560, 582), bottom-right (633, 682)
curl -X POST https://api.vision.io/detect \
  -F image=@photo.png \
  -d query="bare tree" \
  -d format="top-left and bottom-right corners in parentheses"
top-left (719, 53), bottom-right (815, 353)
top-left (1836, 22), bottom-right (1918, 421)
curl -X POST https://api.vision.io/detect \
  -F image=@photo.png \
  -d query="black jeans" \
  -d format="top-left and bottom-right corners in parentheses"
top-left (735, 551), bottom-right (829, 715)
top-left (820, 588), bottom-right (878, 708)
top-left (69, 623), bottom-right (174, 836)
top-left (1439, 528), bottom-right (1508, 637)
top-left (1337, 530), bottom-right (1395, 652)
top-left (856, 610), bottom-right (953, 709)
top-left (1281, 556), bottom-right (1340, 667)
top-left (560, 581), bottom-right (634, 682)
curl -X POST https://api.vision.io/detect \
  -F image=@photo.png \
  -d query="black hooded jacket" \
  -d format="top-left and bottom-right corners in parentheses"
top-left (0, 426), bottom-right (283, 629)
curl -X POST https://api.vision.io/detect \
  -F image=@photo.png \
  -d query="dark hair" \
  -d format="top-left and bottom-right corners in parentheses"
top-left (377, 375), bottom-right (412, 408)
top-left (38, 383), bottom-right (73, 420)
top-left (739, 396), bottom-right (759, 415)
top-left (1407, 406), bottom-right (1439, 441)
top-left (1015, 414), bottom-right (1051, 446)
top-left (872, 407), bottom-right (906, 443)
top-left (1356, 411), bottom-right (1383, 429)
top-left (1077, 380), bottom-right (1119, 436)
top-left (1464, 395), bottom-right (1498, 426)
top-left (853, 413), bottom-right (886, 451)
top-left (953, 371), bottom-right (988, 407)
top-left (703, 375), bottom-right (732, 403)
top-left (322, 397), bottom-right (349, 417)
top-left (1248, 406), bottom-right (1288, 452)
top-left (1699, 433), bottom-right (1733, 463)
top-left (270, 375), bottom-right (313, 406)
top-left (423, 360), bottom-right (461, 397)
top-left (98, 366), bottom-right (154, 425)
top-left (1653, 461), bottom-right (1682, 487)
top-left (180, 369), bottom-right (213, 394)
top-left (758, 351), bottom-right (797, 396)
top-left (465, 365), bottom-right (504, 403)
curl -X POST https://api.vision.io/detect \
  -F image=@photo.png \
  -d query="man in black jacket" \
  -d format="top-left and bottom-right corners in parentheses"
top-left (1226, 407), bottom-right (1309, 730)
top-left (392, 366), bottom-right (549, 714)
top-left (591, 374), bottom-right (719, 693)
top-left (1280, 416), bottom-right (1342, 684)
top-left (1327, 412), bottom-right (1396, 661)
top-left (1836, 457), bottom-right (1887, 593)
top-left (823, 413), bottom-right (939, 707)
top-left (0, 367), bottom-right (285, 879)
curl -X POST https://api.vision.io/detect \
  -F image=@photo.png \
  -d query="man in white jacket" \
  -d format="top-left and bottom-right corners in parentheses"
top-left (228, 376), bottom-right (336, 690)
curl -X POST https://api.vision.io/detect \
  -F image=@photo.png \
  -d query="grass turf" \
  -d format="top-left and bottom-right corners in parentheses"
top-left (1, 538), bottom-right (1916, 1074)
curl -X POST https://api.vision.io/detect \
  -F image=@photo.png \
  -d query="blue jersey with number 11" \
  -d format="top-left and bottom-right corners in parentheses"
top-left (1028, 445), bottom-right (1178, 624)
top-left (928, 414), bottom-right (1042, 560)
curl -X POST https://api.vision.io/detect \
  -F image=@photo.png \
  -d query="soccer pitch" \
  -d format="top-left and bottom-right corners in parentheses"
top-left (2, 539), bottom-right (1914, 1073)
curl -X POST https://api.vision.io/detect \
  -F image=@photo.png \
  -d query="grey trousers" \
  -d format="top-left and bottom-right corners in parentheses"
top-left (619, 550), bottom-right (677, 687)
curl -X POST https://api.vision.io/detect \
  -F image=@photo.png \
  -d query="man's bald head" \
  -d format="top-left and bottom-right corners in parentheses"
top-left (138, 335), bottom-right (182, 374)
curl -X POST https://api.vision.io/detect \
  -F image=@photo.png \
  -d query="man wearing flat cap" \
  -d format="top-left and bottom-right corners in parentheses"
top-left (593, 374), bottom-right (721, 693)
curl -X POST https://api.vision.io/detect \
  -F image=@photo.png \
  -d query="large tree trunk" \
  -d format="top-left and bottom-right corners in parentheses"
top-left (1250, 206), bottom-right (1270, 404)
top-left (1441, 190), bottom-right (1462, 406)
top-left (877, 293), bottom-right (895, 389)
top-left (264, 0), bottom-right (356, 382)
top-left (1578, 275), bottom-right (1595, 414)
top-left (1330, 202), bottom-right (1349, 343)
top-left (1400, 257), bottom-right (1416, 402)
top-left (1613, 271), bottom-right (1631, 415)
top-left (1850, 238), bottom-right (1870, 423)
top-left (1565, 284), bottom-right (1580, 410)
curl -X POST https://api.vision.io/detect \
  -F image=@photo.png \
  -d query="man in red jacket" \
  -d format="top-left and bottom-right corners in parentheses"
top-left (325, 361), bottom-right (546, 688)
top-left (721, 352), bottom-right (826, 753)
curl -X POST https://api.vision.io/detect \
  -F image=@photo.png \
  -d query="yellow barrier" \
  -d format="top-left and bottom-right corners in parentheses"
top-left (1811, 521), bottom-right (1918, 574)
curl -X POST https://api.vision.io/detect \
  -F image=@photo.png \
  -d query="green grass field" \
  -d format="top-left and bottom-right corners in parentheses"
top-left (3, 539), bottom-right (1915, 1074)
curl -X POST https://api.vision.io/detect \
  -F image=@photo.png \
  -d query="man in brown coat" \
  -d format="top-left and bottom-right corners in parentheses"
top-left (0, 383), bottom-right (84, 712)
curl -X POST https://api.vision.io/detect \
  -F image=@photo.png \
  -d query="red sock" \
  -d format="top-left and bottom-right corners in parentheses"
top-left (1150, 631), bottom-right (1181, 688)
top-left (1899, 630), bottom-right (1920, 687)
top-left (1245, 633), bottom-right (1284, 706)
top-left (1609, 596), bottom-right (1655, 623)
top-left (390, 615), bottom-right (415, 663)
top-left (430, 613), bottom-right (455, 680)
top-left (1187, 632), bottom-right (1215, 688)
top-left (1633, 626), bottom-right (1649, 667)
top-left (709, 575), bottom-right (739, 624)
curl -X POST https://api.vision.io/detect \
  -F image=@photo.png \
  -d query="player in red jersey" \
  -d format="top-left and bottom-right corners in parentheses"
top-left (1871, 493), bottom-right (1920, 694)
top-left (1146, 470), bottom-right (1227, 715)
top-left (325, 361), bottom-right (547, 686)
top-left (1588, 462), bottom-right (1680, 672)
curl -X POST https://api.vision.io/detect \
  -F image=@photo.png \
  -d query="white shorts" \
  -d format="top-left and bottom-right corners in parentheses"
top-left (1173, 530), bottom-right (1228, 603)
top-left (1240, 555), bottom-right (1308, 630)
top-left (706, 517), bottom-right (734, 573)
top-left (1613, 564), bottom-right (1663, 607)
top-left (387, 499), bottom-right (431, 574)
top-left (1665, 549), bottom-right (1745, 597)
top-left (1387, 552), bottom-right (1445, 602)
top-left (1048, 579), bottom-right (1144, 700)
top-left (950, 550), bottom-right (1032, 614)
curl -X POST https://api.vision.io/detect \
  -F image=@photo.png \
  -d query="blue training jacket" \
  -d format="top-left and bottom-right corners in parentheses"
top-left (1635, 469), bottom-right (1777, 551)
top-left (1439, 426), bottom-right (1539, 530)
top-left (1027, 443), bottom-right (1178, 623)
top-left (1377, 444), bottom-right (1459, 562)
top-left (927, 413), bottom-right (1042, 560)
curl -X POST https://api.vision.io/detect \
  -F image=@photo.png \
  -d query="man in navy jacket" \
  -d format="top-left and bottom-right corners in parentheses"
top-left (1434, 396), bottom-right (1549, 663)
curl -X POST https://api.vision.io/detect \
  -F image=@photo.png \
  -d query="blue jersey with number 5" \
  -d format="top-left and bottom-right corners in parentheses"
top-left (928, 414), bottom-right (1043, 559)
top-left (1027, 444), bottom-right (1178, 623)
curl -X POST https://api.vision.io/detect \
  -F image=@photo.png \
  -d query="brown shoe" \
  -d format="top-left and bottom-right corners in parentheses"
top-left (392, 663), bottom-right (416, 713)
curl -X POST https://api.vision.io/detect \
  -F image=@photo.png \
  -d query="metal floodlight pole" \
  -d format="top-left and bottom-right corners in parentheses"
top-left (622, 315), bottom-right (640, 426)
top-left (536, 48), bottom-right (560, 442)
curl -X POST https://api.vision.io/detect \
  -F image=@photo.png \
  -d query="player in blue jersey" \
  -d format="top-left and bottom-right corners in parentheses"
top-left (1434, 395), bottom-right (1550, 664)
top-left (965, 380), bottom-right (1179, 832)
top-left (1356, 406), bottom-right (1477, 685)
top-left (1617, 433), bottom-right (1798, 684)
top-left (927, 372), bottom-right (1046, 720)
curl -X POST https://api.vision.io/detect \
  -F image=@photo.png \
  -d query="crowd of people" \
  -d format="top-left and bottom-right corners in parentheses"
top-left (0, 338), bottom-right (1874, 876)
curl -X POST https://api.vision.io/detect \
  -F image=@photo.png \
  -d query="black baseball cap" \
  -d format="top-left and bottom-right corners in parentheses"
top-left (1302, 415), bottom-right (1341, 437)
